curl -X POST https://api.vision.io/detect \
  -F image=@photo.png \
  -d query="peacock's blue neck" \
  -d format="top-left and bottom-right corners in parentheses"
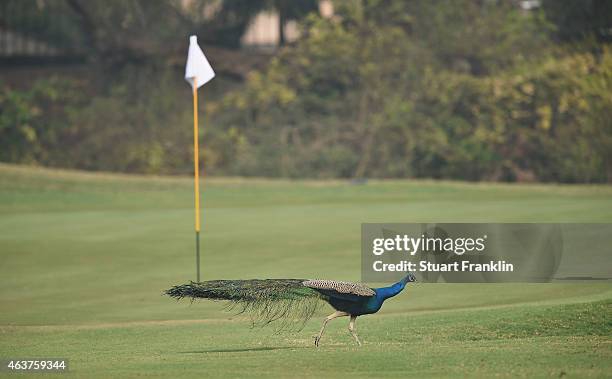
top-left (375, 281), bottom-right (406, 301)
top-left (361, 277), bottom-right (411, 315)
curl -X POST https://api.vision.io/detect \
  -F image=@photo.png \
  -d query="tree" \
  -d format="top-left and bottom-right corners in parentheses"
top-left (541, 0), bottom-right (612, 43)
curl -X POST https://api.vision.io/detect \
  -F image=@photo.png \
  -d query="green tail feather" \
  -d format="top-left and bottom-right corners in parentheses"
top-left (165, 279), bottom-right (323, 330)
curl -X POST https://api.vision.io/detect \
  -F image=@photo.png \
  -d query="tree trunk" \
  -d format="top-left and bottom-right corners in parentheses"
top-left (278, 8), bottom-right (286, 46)
top-left (353, 91), bottom-right (374, 178)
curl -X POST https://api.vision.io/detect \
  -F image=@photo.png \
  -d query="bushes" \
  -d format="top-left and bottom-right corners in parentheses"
top-left (0, 78), bottom-right (84, 165)
top-left (207, 4), bottom-right (612, 182)
top-left (1, 68), bottom-right (205, 175)
top-left (1, 1), bottom-right (610, 182)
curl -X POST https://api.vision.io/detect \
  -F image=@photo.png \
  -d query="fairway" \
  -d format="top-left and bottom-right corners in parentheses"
top-left (1, 164), bottom-right (611, 378)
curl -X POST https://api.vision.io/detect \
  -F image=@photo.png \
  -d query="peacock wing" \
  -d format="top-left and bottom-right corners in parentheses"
top-left (301, 279), bottom-right (375, 302)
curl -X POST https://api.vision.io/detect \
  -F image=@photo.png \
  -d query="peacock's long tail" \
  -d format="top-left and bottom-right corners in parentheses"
top-left (165, 279), bottom-right (323, 330)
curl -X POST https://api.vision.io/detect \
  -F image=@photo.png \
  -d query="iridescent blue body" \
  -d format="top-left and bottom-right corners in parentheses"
top-left (310, 273), bottom-right (416, 346)
top-left (324, 276), bottom-right (410, 315)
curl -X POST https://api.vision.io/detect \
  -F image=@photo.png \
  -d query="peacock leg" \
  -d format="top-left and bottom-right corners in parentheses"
top-left (314, 311), bottom-right (348, 347)
top-left (348, 315), bottom-right (361, 346)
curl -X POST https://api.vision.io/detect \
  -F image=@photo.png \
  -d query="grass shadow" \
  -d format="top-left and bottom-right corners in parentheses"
top-left (180, 346), bottom-right (308, 354)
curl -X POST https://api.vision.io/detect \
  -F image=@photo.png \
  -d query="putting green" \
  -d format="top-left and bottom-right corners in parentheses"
top-left (0, 164), bottom-right (610, 378)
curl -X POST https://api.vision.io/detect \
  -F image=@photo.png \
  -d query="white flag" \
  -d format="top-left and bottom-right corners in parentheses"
top-left (185, 35), bottom-right (215, 89)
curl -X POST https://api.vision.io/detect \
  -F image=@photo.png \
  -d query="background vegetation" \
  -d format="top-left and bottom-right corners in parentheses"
top-left (1, 0), bottom-right (611, 182)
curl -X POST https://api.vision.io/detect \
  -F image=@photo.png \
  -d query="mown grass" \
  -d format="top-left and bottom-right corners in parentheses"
top-left (0, 164), bottom-right (611, 378)
top-left (1, 300), bottom-right (610, 378)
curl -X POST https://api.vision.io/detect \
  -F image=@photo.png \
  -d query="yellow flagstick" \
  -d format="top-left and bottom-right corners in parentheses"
top-left (193, 77), bottom-right (201, 282)
top-left (185, 34), bottom-right (213, 282)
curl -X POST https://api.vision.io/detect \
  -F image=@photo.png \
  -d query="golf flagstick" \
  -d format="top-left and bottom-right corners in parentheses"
top-left (185, 35), bottom-right (215, 282)
top-left (193, 78), bottom-right (200, 283)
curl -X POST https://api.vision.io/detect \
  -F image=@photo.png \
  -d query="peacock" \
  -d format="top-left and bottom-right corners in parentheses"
top-left (165, 273), bottom-right (416, 346)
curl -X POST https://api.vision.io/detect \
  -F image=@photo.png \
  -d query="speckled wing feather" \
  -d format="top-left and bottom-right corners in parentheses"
top-left (302, 279), bottom-right (375, 297)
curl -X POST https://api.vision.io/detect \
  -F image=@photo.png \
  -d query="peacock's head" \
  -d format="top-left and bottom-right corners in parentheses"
top-left (401, 273), bottom-right (417, 285)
